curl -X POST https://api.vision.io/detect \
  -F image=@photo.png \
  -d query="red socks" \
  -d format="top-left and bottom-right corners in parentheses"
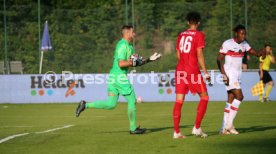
top-left (173, 96), bottom-right (209, 132)
top-left (173, 100), bottom-right (183, 133)
top-left (195, 96), bottom-right (209, 129)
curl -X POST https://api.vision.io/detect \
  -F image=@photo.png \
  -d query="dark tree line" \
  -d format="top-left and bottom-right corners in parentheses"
top-left (0, 0), bottom-right (275, 74)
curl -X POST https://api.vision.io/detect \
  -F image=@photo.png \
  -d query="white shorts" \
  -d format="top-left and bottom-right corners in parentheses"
top-left (225, 68), bottom-right (242, 91)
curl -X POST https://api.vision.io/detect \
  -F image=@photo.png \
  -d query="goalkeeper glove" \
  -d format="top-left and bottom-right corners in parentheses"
top-left (146, 52), bottom-right (162, 62)
top-left (130, 52), bottom-right (162, 67)
top-left (130, 54), bottom-right (143, 67)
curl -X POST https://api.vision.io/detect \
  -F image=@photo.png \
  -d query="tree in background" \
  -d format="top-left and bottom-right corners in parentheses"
top-left (0, 0), bottom-right (275, 74)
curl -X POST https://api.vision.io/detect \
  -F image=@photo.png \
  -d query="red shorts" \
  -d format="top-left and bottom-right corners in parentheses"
top-left (175, 71), bottom-right (207, 94)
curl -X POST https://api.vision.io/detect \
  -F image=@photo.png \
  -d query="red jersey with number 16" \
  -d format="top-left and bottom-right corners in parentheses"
top-left (176, 29), bottom-right (205, 74)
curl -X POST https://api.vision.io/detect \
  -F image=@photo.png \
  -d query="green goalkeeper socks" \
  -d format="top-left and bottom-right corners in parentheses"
top-left (85, 90), bottom-right (137, 131)
top-left (86, 94), bottom-right (118, 109)
top-left (124, 91), bottom-right (137, 131)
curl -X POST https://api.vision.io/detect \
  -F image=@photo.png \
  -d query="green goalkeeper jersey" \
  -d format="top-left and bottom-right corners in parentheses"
top-left (110, 38), bottom-right (134, 75)
top-left (107, 38), bottom-right (135, 95)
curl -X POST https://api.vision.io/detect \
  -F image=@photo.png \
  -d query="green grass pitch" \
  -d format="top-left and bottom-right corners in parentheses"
top-left (0, 102), bottom-right (276, 154)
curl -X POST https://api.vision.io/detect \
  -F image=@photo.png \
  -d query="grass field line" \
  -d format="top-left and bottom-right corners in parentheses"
top-left (35, 125), bottom-right (74, 134)
top-left (0, 133), bottom-right (30, 144)
top-left (0, 125), bottom-right (74, 144)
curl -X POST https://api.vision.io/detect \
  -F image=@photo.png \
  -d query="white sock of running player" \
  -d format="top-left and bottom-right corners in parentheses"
top-left (221, 102), bottom-right (230, 130)
top-left (227, 99), bottom-right (241, 129)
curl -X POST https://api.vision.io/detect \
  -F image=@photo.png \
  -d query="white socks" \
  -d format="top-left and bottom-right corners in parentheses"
top-left (221, 102), bottom-right (230, 129)
top-left (226, 99), bottom-right (241, 129)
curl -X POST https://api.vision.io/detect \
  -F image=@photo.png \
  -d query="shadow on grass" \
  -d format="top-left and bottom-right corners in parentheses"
top-left (98, 125), bottom-right (193, 134)
top-left (207, 125), bottom-right (276, 136)
top-left (147, 125), bottom-right (193, 134)
top-left (98, 125), bottom-right (276, 135)
top-left (238, 125), bottom-right (276, 133)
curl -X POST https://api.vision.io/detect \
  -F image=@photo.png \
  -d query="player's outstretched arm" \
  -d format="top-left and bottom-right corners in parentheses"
top-left (248, 48), bottom-right (265, 58)
top-left (130, 52), bottom-right (162, 67)
top-left (144, 52), bottom-right (162, 63)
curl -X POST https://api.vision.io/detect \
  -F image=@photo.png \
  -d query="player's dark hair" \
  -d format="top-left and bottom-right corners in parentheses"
top-left (186, 11), bottom-right (201, 24)
top-left (233, 24), bottom-right (246, 33)
top-left (122, 25), bottom-right (133, 31)
top-left (264, 42), bottom-right (271, 47)
top-left (121, 25), bottom-right (133, 35)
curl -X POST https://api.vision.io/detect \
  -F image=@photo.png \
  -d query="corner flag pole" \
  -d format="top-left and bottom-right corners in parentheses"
top-left (38, 0), bottom-right (41, 74)
top-left (39, 51), bottom-right (44, 74)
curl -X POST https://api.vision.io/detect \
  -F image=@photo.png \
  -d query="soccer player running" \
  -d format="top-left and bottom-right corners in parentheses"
top-left (173, 11), bottom-right (211, 139)
top-left (217, 24), bottom-right (263, 135)
top-left (75, 25), bottom-right (161, 134)
top-left (259, 43), bottom-right (275, 102)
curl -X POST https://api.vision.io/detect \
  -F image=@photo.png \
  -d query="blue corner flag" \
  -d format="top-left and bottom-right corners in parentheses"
top-left (39, 21), bottom-right (52, 74)
top-left (41, 21), bottom-right (52, 51)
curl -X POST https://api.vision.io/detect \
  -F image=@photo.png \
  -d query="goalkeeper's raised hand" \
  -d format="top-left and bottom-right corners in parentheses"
top-left (147, 52), bottom-right (162, 62)
top-left (130, 52), bottom-right (162, 67)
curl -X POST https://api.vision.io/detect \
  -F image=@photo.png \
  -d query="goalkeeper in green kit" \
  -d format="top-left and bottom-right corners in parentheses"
top-left (75, 25), bottom-right (161, 134)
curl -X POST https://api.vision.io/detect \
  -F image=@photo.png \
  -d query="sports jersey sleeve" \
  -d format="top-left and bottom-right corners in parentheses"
top-left (219, 41), bottom-right (228, 54)
top-left (244, 41), bottom-right (252, 52)
top-left (117, 43), bottom-right (127, 61)
top-left (259, 56), bottom-right (265, 62)
top-left (196, 32), bottom-right (205, 49)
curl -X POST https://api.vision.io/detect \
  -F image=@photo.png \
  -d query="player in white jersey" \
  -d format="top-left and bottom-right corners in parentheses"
top-left (217, 24), bottom-right (263, 134)
top-left (219, 38), bottom-right (251, 91)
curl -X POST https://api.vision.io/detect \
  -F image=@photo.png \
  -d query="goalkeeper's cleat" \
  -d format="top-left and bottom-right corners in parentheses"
top-left (192, 126), bottom-right (208, 138)
top-left (75, 100), bottom-right (86, 117)
top-left (173, 132), bottom-right (186, 139)
top-left (129, 126), bottom-right (146, 134)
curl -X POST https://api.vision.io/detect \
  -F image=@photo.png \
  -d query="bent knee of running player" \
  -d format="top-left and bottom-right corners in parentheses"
top-left (105, 92), bottom-right (118, 109)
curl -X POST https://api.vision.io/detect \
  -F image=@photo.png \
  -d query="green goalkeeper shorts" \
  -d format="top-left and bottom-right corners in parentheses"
top-left (107, 73), bottom-right (134, 95)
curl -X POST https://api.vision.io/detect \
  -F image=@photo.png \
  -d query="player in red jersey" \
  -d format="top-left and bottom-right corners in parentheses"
top-left (173, 11), bottom-right (211, 139)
